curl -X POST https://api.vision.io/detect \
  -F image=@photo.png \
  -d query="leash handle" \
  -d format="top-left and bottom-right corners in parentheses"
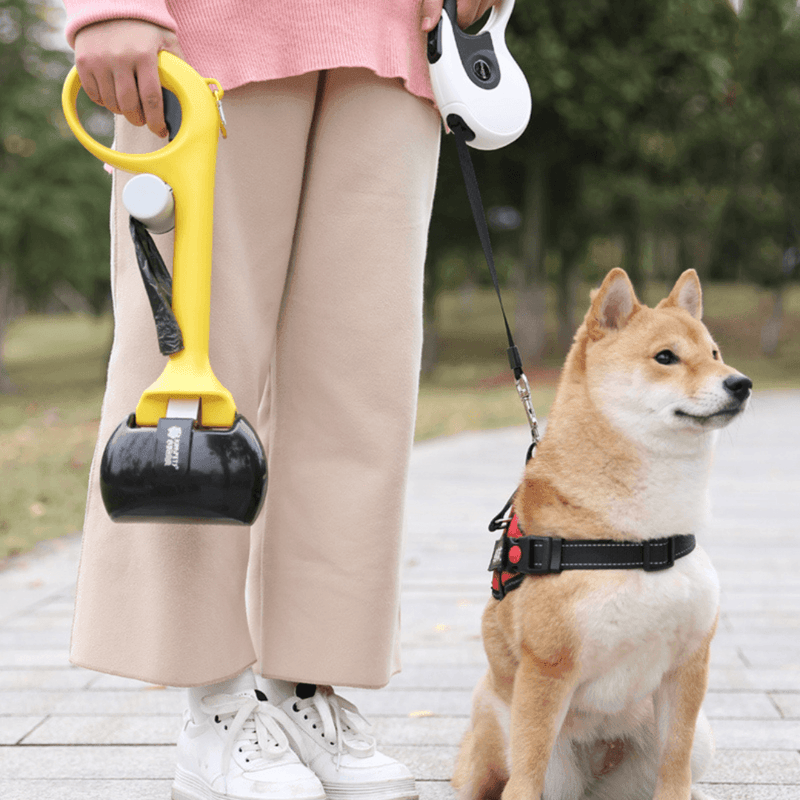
top-left (451, 121), bottom-right (540, 446)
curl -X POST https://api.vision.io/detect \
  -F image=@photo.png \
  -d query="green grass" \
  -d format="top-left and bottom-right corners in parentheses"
top-left (1, 280), bottom-right (798, 560)
top-left (1, 313), bottom-right (111, 560)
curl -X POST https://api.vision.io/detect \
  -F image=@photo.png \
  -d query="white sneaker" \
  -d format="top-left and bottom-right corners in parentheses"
top-left (257, 680), bottom-right (419, 800)
top-left (172, 670), bottom-right (326, 800)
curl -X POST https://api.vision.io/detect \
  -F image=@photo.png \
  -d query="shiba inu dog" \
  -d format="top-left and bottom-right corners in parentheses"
top-left (453, 269), bottom-right (752, 800)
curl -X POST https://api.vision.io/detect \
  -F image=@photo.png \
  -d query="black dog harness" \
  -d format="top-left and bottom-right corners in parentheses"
top-left (488, 508), bottom-right (696, 601)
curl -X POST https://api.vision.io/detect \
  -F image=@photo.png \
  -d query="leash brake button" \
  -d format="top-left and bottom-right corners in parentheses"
top-left (427, 21), bottom-right (443, 63)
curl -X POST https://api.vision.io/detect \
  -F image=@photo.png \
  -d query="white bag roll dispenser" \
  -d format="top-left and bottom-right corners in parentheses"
top-left (122, 173), bottom-right (175, 235)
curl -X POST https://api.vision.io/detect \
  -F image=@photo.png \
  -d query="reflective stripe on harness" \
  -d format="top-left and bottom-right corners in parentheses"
top-left (489, 514), bottom-right (696, 601)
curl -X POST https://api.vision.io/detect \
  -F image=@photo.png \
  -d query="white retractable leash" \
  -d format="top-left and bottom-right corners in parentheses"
top-left (428, 0), bottom-right (539, 454)
top-left (428, 0), bottom-right (531, 150)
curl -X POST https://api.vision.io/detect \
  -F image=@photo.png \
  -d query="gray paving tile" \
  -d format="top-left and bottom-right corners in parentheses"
top-left (0, 779), bottom-right (460, 800)
top-left (703, 749), bottom-right (800, 784)
top-left (736, 670), bottom-right (800, 692)
top-left (52, 689), bottom-right (185, 716)
top-left (769, 693), bottom-right (800, 719)
top-left (719, 593), bottom-right (800, 614)
top-left (723, 614), bottom-right (800, 633)
top-left (696, 786), bottom-right (800, 799)
top-left (0, 745), bottom-right (176, 779)
top-left (1, 614), bottom-right (73, 632)
top-left (401, 645), bottom-right (487, 667)
top-left (87, 673), bottom-right (171, 691)
top-left (382, 746), bottom-right (458, 781)
top-left (0, 717), bottom-right (46, 746)
top-left (0, 668), bottom-right (94, 691)
top-left (371, 716), bottom-right (469, 745)
top-left (712, 719), bottom-right (800, 749)
top-left (714, 572), bottom-right (800, 590)
top-left (715, 629), bottom-right (800, 648)
top-left (730, 642), bottom-right (800, 668)
top-left (21, 715), bottom-right (180, 745)
top-left (0, 591), bottom-right (65, 626)
top-left (0, 780), bottom-right (171, 800)
top-left (704, 692), bottom-right (782, 720)
top-left (0, 689), bottom-right (180, 717)
top-left (399, 626), bottom-right (483, 647)
top-left (0, 538), bottom-right (80, 621)
top-left (708, 667), bottom-right (756, 691)
top-left (387, 664), bottom-right (486, 690)
top-left (0, 650), bottom-right (71, 668)
top-left (708, 667), bottom-right (800, 692)
top-left (340, 689), bottom-right (471, 717)
top-left (418, 782), bottom-right (456, 800)
top-left (741, 646), bottom-right (800, 669)
top-left (0, 629), bottom-right (71, 649)
top-left (32, 600), bottom-right (77, 614)
top-left (0, 692), bottom-right (67, 715)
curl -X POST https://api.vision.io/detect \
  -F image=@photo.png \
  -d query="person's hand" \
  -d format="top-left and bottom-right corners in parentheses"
top-left (74, 19), bottom-right (185, 138)
top-left (421, 0), bottom-right (500, 33)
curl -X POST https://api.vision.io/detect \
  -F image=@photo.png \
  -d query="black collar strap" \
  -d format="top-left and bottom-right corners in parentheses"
top-left (489, 515), bottom-right (696, 600)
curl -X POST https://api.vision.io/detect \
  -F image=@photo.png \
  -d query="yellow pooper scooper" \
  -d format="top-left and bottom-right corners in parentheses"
top-left (62, 51), bottom-right (267, 525)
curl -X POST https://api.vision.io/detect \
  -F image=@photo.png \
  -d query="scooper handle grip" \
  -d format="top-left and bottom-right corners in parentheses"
top-left (62, 51), bottom-right (236, 428)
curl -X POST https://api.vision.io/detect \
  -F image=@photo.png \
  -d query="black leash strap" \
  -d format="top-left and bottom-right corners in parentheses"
top-left (129, 216), bottom-right (184, 356)
top-left (450, 121), bottom-right (539, 452)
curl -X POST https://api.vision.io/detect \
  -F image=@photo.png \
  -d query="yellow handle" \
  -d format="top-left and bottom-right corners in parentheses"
top-left (62, 51), bottom-right (236, 428)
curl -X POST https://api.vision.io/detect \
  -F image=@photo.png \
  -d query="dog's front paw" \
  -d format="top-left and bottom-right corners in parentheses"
top-left (691, 788), bottom-right (717, 800)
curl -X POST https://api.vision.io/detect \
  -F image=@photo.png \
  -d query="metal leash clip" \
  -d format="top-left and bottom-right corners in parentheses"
top-left (515, 372), bottom-right (540, 446)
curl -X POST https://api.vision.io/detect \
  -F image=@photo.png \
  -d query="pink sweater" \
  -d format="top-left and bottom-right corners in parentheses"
top-left (62, 1), bottom-right (435, 104)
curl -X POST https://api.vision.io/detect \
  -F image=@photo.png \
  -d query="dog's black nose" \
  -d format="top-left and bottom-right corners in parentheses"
top-left (723, 374), bottom-right (753, 402)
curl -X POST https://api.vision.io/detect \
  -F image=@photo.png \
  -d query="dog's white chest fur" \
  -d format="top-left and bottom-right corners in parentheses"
top-left (570, 547), bottom-right (719, 720)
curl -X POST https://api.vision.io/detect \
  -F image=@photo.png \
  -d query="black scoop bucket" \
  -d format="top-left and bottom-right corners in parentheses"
top-left (62, 54), bottom-right (268, 526)
top-left (100, 414), bottom-right (267, 525)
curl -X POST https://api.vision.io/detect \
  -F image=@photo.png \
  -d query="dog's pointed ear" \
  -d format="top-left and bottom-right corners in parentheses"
top-left (587, 269), bottom-right (641, 337)
top-left (659, 269), bottom-right (703, 319)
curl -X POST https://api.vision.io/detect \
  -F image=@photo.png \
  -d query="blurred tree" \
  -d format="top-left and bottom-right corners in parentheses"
top-left (706, 0), bottom-right (800, 353)
top-left (0, 0), bottom-right (112, 392)
top-left (509, 0), bottom-right (738, 352)
top-left (426, 0), bottom-right (741, 369)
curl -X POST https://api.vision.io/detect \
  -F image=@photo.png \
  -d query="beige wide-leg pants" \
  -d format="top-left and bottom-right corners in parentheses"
top-left (70, 69), bottom-right (441, 688)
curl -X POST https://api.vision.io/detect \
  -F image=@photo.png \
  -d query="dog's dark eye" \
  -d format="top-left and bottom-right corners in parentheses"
top-left (654, 350), bottom-right (679, 365)
top-left (712, 350), bottom-right (719, 360)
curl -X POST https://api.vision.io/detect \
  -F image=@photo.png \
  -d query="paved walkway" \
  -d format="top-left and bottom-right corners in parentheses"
top-left (1, 389), bottom-right (798, 799)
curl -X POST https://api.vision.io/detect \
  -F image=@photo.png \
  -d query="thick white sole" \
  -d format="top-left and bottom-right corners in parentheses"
top-left (172, 765), bottom-right (327, 800)
top-left (322, 778), bottom-right (419, 800)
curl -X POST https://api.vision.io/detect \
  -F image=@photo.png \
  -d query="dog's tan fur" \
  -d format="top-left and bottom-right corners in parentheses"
top-left (454, 269), bottom-right (750, 800)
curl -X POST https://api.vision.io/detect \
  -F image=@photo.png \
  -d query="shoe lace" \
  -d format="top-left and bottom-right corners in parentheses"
top-left (200, 692), bottom-right (303, 774)
top-left (294, 686), bottom-right (376, 769)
